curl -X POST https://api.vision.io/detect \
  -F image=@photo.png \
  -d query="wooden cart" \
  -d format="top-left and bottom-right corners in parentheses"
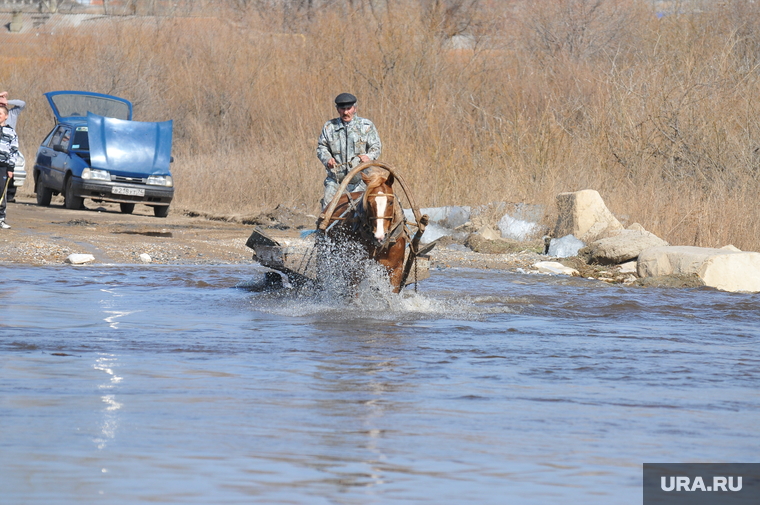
top-left (246, 227), bottom-right (433, 289)
top-left (245, 162), bottom-right (434, 292)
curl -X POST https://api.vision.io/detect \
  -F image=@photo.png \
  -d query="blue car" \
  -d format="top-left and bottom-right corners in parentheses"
top-left (34, 91), bottom-right (174, 217)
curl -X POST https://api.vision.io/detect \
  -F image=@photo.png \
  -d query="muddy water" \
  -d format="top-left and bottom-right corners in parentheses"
top-left (1, 264), bottom-right (759, 504)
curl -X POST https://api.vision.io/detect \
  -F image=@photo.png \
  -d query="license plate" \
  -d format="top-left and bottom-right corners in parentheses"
top-left (112, 186), bottom-right (145, 197)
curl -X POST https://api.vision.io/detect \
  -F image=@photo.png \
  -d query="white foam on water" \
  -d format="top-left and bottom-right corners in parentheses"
top-left (244, 235), bottom-right (520, 320)
top-left (250, 287), bottom-right (505, 320)
top-left (247, 272), bottom-right (517, 320)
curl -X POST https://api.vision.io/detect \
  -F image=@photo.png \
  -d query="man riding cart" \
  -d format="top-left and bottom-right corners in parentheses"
top-left (316, 92), bottom-right (382, 209)
top-left (244, 93), bottom-right (431, 294)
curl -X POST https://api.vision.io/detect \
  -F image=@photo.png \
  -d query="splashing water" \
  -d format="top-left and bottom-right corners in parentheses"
top-left (246, 280), bottom-right (506, 320)
top-left (241, 235), bottom-right (517, 320)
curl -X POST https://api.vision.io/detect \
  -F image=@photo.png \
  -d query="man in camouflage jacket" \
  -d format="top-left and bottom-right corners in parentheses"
top-left (316, 93), bottom-right (381, 209)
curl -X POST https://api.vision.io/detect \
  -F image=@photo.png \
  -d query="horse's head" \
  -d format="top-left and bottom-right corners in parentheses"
top-left (362, 169), bottom-right (396, 245)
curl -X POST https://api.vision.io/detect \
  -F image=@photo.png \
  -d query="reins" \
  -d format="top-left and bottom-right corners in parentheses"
top-left (316, 161), bottom-right (429, 293)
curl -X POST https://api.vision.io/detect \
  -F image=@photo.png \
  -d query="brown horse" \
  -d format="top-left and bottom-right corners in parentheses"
top-left (317, 169), bottom-right (408, 294)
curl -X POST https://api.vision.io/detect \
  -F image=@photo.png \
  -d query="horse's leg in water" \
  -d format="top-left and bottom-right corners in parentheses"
top-left (376, 238), bottom-right (407, 293)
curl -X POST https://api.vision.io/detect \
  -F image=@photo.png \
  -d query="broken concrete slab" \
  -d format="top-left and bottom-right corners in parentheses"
top-left (637, 246), bottom-right (760, 293)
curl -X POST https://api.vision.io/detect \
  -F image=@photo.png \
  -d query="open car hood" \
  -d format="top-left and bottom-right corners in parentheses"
top-left (87, 113), bottom-right (173, 176)
top-left (44, 91), bottom-right (132, 122)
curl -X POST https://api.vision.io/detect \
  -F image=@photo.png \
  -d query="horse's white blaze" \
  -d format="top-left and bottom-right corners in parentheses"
top-left (374, 193), bottom-right (388, 241)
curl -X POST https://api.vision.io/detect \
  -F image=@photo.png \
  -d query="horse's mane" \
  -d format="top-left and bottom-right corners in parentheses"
top-left (361, 168), bottom-right (393, 209)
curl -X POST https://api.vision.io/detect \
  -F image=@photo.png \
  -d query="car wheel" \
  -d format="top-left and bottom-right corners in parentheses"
top-left (120, 203), bottom-right (135, 214)
top-left (64, 176), bottom-right (84, 210)
top-left (36, 183), bottom-right (53, 206)
top-left (153, 205), bottom-right (170, 218)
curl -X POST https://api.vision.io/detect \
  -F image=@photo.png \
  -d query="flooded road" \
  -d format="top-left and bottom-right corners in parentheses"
top-left (1, 264), bottom-right (759, 504)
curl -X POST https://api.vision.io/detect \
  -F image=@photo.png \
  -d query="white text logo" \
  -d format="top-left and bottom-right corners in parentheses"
top-left (661, 476), bottom-right (742, 492)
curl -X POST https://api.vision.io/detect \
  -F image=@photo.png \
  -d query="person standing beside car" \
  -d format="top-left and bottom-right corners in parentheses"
top-left (316, 93), bottom-right (382, 209)
top-left (0, 92), bottom-right (25, 203)
top-left (0, 105), bottom-right (19, 229)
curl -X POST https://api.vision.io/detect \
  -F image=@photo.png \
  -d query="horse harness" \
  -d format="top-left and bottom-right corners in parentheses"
top-left (325, 191), bottom-right (408, 258)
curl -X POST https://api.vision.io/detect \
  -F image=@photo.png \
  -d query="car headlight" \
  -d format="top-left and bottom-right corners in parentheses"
top-left (146, 175), bottom-right (173, 187)
top-left (82, 168), bottom-right (111, 181)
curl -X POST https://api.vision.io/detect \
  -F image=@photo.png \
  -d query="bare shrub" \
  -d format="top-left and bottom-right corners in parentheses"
top-left (517, 0), bottom-right (645, 61)
top-left (4, 0), bottom-right (760, 251)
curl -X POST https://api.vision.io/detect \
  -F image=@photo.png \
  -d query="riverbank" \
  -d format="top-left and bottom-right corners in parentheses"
top-left (0, 197), bottom-right (710, 290)
top-left (0, 197), bottom-right (255, 265)
top-left (0, 196), bottom-right (548, 271)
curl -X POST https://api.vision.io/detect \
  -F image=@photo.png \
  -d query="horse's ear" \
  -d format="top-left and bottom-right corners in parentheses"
top-left (386, 173), bottom-right (395, 186)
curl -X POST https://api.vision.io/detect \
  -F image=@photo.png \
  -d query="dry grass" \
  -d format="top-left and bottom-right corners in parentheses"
top-left (3, 0), bottom-right (760, 249)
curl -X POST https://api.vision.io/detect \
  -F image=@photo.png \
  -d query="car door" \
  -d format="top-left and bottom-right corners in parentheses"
top-left (48, 126), bottom-right (71, 191)
top-left (35, 128), bottom-right (56, 189)
top-left (36, 126), bottom-right (69, 192)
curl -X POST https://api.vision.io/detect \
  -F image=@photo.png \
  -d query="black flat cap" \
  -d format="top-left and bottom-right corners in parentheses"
top-left (335, 93), bottom-right (357, 107)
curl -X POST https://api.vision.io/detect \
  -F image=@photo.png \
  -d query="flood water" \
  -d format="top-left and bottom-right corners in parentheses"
top-left (1, 263), bottom-right (759, 504)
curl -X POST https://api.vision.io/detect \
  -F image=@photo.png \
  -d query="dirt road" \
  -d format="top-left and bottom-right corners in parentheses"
top-left (0, 196), bottom-right (264, 265)
top-left (1, 196), bottom-right (707, 293)
top-left (0, 194), bottom-right (550, 273)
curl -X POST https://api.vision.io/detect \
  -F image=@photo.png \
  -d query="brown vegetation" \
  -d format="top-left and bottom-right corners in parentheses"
top-left (3, 0), bottom-right (760, 250)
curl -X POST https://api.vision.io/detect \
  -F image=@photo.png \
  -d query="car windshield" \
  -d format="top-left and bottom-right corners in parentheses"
top-left (51, 94), bottom-right (130, 120)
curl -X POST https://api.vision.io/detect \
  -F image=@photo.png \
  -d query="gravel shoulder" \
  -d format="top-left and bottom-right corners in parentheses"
top-left (0, 196), bottom-right (542, 270)
top-left (1, 196), bottom-right (704, 289)
top-left (0, 197), bottom-right (257, 265)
